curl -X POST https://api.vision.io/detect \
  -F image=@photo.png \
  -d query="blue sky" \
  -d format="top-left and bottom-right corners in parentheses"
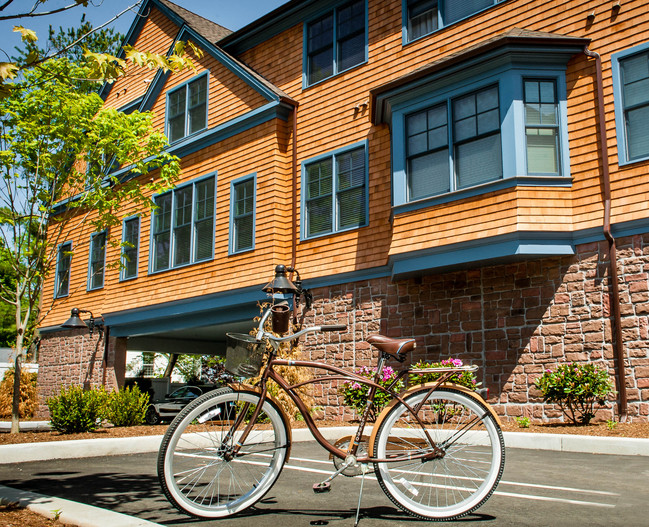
top-left (0, 0), bottom-right (287, 61)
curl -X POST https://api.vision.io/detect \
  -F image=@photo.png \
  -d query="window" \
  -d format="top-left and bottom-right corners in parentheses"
top-left (613, 46), bottom-right (649, 164)
top-left (151, 175), bottom-right (216, 272)
top-left (55, 242), bottom-right (72, 298)
top-left (405, 0), bottom-right (505, 42)
top-left (121, 217), bottom-right (140, 280)
top-left (166, 74), bottom-right (208, 143)
top-left (524, 79), bottom-right (560, 175)
top-left (88, 231), bottom-right (106, 290)
top-left (406, 85), bottom-right (501, 200)
top-left (303, 143), bottom-right (367, 238)
top-left (230, 175), bottom-right (255, 253)
top-left (306, 0), bottom-right (366, 85)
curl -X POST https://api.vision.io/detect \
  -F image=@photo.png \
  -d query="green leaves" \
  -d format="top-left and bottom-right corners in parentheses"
top-left (534, 363), bottom-right (615, 425)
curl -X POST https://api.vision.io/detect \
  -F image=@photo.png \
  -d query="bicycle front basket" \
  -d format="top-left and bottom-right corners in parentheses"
top-left (225, 333), bottom-right (264, 378)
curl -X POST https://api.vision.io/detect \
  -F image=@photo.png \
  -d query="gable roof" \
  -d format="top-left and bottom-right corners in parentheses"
top-left (101, 0), bottom-right (294, 107)
top-left (156, 0), bottom-right (233, 43)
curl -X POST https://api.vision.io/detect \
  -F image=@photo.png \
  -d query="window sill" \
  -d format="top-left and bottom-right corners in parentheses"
top-left (148, 256), bottom-right (214, 276)
top-left (393, 176), bottom-right (572, 216)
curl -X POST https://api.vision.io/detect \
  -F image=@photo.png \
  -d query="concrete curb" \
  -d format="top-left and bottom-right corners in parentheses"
top-left (0, 484), bottom-right (163, 527)
top-left (1, 427), bottom-right (648, 462)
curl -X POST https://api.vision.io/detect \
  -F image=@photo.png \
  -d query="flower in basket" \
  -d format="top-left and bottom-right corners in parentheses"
top-left (340, 365), bottom-right (404, 420)
top-left (408, 358), bottom-right (480, 390)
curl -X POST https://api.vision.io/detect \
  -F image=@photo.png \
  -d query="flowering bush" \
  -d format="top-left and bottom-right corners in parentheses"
top-left (341, 365), bottom-right (404, 420)
top-left (408, 358), bottom-right (480, 390)
top-left (534, 363), bottom-right (614, 425)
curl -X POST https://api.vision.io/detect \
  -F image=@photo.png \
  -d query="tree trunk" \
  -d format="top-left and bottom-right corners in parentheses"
top-left (164, 354), bottom-right (179, 378)
top-left (10, 351), bottom-right (22, 434)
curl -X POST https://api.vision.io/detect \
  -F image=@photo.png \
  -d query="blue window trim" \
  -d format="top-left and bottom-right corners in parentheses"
top-left (120, 215), bottom-right (140, 282)
top-left (165, 72), bottom-right (210, 144)
top-left (612, 41), bottom-right (649, 166)
top-left (149, 172), bottom-right (217, 275)
top-left (54, 241), bottom-right (72, 299)
top-left (229, 173), bottom-right (257, 255)
top-left (301, 140), bottom-right (369, 240)
top-left (87, 231), bottom-right (107, 291)
top-left (390, 62), bottom-right (570, 211)
top-left (302, 0), bottom-right (368, 89)
top-left (401, 0), bottom-right (509, 45)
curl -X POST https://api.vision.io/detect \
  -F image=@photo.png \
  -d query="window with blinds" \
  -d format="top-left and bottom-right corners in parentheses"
top-left (620, 50), bottom-right (649, 161)
top-left (304, 145), bottom-right (367, 238)
top-left (231, 177), bottom-right (255, 253)
top-left (151, 175), bottom-right (216, 272)
top-left (524, 79), bottom-right (560, 176)
top-left (405, 0), bottom-right (505, 42)
top-left (121, 217), bottom-right (139, 280)
top-left (88, 231), bottom-right (107, 290)
top-left (166, 74), bottom-right (208, 143)
top-left (306, 0), bottom-right (365, 85)
top-left (406, 85), bottom-right (501, 200)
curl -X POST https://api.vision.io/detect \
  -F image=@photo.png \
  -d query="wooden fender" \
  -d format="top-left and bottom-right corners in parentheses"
top-left (368, 382), bottom-right (502, 455)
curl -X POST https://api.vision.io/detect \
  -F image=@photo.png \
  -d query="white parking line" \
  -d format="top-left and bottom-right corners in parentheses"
top-left (278, 456), bottom-right (618, 508)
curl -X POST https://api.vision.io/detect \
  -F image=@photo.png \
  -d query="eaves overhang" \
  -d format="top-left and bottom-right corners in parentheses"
top-left (389, 231), bottom-right (576, 281)
top-left (370, 28), bottom-right (590, 125)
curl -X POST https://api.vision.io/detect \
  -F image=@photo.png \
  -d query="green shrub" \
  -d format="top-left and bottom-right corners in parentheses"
top-left (534, 362), bottom-right (614, 425)
top-left (47, 385), bottom-right (107, 433)
top-left (408, 358), bottom-right (480, 390)
top-left (515, 416), bottom-right (531, 428)
top-left (340, 365), bottom-right (404, 420)
top-left (105, 386), bottom-right (149, 427)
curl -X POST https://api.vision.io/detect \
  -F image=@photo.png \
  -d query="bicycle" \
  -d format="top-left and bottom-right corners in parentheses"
top-left (157, 265), bottom-right (505, 523)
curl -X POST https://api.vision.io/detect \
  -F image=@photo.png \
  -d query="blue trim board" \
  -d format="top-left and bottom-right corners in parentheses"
top-left (389, 231), bottom-right (575, 280)
top-left (41, 217), bottom-right (649, 337)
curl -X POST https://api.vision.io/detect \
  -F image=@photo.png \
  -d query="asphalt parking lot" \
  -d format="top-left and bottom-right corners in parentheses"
top-left (2, 441), bottom-right (649, 526)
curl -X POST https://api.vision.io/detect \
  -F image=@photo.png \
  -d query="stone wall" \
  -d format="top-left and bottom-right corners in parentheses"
top-left (34, 235), bottom-right (649, 422)
top-left (36, 329), bottom-right (126, 418)
top-left (299, 235), bottom-right (649, 423)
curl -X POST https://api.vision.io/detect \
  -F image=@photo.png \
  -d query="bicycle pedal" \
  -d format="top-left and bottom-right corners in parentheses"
top-left (312, 482), bottom-right (331, 493)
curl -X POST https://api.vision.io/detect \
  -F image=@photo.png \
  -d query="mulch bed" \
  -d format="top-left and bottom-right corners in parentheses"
top-left (1, 420), bottom-right (648, 445)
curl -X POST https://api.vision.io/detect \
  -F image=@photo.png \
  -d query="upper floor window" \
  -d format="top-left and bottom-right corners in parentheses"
top-left (612, 45), bottom-right (649, 164)
top-left (166, 74), bottom-right (208, 143)
top-left (405, 0), bottom-right (505, 42)
top-left (55, 242), bottom-right (72, 298)
top-left (88, 231), bottom-right (107, 290)
top-left (306, 0), bottom-right (366, 86)
top-left (151, 175), bottom-right (215, 272)
top-left (524, 79), bottom-right (560, 176)
top-left (121, 217), bottom-right (140, 281)
top-left (406, 85), bottom-right (501, 200)
top-left (230, 175), bottom-right (256, 254)
top-left (302, 143), bottom-right (368, 239)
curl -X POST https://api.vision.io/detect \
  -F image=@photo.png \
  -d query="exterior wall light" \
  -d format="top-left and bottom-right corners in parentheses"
top-left (61, 308), bottom-right (105, 338)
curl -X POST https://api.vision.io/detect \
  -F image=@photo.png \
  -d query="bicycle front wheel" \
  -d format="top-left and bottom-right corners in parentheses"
top-left (158, 387), bottom-right (290, 518)
top-left (373, 387), bottom-right (504, 521)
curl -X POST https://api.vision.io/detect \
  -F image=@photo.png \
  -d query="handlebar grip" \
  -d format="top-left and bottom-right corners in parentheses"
top-left (321, 325), bottom-right (347, 332)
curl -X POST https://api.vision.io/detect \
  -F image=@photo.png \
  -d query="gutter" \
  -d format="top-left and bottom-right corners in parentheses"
top-left (583, 47), bottom-right (627, 420)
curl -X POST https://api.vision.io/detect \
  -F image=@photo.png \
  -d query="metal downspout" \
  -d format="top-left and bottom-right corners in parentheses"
top-left (584, 47), bottom-right (627, 420)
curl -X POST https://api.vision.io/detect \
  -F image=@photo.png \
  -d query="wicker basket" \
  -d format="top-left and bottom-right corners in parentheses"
top-left (225, 333), bottom-right (264, 378)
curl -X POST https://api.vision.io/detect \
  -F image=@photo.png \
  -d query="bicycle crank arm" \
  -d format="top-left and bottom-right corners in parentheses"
top-left (313, 455), bottom-right (357, 493)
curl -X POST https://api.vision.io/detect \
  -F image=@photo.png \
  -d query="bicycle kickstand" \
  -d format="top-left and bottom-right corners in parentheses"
top-left (353, 465), bottom-right (370, 527)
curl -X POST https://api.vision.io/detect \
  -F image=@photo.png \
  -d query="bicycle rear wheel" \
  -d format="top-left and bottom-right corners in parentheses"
top-left (373, 387), bottom-right (504, 520)
top-left (158, 387), bottom-right (289, 518)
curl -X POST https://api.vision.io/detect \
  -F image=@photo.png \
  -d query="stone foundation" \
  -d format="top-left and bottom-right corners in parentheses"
top-left (299, 235), bottom-right (649, 423)
top-left (35, 235), bottom-right (649, 422)
top-left (36, 330), bottom-right (127, 418)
